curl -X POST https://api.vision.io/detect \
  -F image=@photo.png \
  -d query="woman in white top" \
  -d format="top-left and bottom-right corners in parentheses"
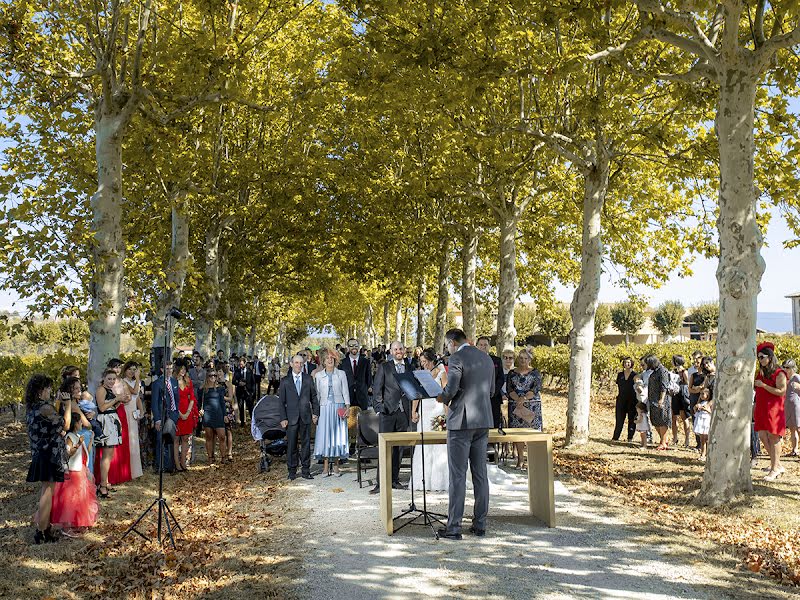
top-left (121, 361), bottom-right (144, 479)
top-left (313, 348), bottom-right (350, 476)
top-left (411, 348), bottom-right (449, 491)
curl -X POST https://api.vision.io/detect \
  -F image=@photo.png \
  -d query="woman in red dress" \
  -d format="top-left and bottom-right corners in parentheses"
top-left (175, 360), bottom-right (198, 471)
top-left (754, 342), bottom-right (787, 481)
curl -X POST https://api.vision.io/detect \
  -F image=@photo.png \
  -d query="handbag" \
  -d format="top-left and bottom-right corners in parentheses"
top-left (337, 406), bottom-right (348, 420)
top-left (513, 403), bottom-right (535, 425)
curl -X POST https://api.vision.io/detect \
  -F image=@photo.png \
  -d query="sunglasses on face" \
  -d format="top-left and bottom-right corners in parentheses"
top-left (758, 354), bottom-right (768, 359)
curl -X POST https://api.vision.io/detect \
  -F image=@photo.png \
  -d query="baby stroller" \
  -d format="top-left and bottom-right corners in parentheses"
top-left (251, 395), bottom-right (287, 473)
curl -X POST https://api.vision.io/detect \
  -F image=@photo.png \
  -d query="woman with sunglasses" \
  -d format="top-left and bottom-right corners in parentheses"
top-left (198, 366), bottom-right (229, 463)
top-left (754, 341), bottom-right (787, 481)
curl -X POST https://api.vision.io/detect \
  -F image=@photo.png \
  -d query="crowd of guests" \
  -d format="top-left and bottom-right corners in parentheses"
top-left (613, 341), bottom-right (799, 481)
top-left (23, 350), bottom-right (272, 544)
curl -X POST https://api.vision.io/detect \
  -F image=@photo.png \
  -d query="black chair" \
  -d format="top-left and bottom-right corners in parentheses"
top-left (356, 410), bottom-right (380, 488)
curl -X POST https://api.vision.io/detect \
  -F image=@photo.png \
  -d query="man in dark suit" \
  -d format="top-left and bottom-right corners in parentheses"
top-left (370, 340), bottom-right (411, 494)
top-left (233, 357), bottom-right (256, 425)
top-left (152, 362), bottom-right (180, 474)
top-left (279, 354), bottom-right (320, 480)
top-left (477, 336), bottom-right (505, 429)
top-left (339, 338), bottom-right (371, 410)
top-left (301, 348), bottom-right (316, 375)
top-left (252, 354), bottom-right (266, 399)
top-left (437, 328), bottom-right (495, 540)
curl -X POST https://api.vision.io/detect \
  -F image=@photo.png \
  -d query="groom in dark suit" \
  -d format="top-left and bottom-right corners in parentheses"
top-left (369, 340), bottom-right (411, 494)
top-left (279, 354), bottom-right (319, 480)
top-left (437, 328), bottom-right (495, 540)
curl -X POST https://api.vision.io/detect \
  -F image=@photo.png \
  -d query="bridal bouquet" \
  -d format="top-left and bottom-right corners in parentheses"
top-left (431, 414), bottom-right (446, 431)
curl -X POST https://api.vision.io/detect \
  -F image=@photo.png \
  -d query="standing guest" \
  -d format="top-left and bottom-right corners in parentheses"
top-left (50, 413), bottom-right (98, 534)
top-left (369, 341), bottom-right (412, 494)
top-left (25, 374), bottom-right (66, 544)
top-left (613, 357), bottom-right (637, 442)
top-left (268, 357), bottom-right (282, 394)
top-left (279, 355), bottom-right (319, 480)
top-left (301, 349), bottom-right (316, 375)
top-left (314, 348), bottom-right (351, 476)
top-left (783, 359), bottom-right (800, 457)
top-left (687, 352), bottom-right (705, 450)
top-left (61, 377), bottom-right (95, 467)
top-left (476, 336), bottom-right (505, 430)
top-left (644, 355), bottom-right (672, 451)
top-left (221, 363), bottom-right (236, 460)
top-left (253, 354), bottom-right (266, 400)
top-left (175, 360), bottom-right (198, 470)
top-left (507, 348), bottom-right (543, 469)
top-left (693, 381), bottom-right (714, 462)
top-left (339, 338), bottom-right (372, 410)
top-left (105, 358), bottom-right (132, 486)
top-left (410, 347), bottom-right (423, 371)
top-left (233, 357), bottom-right (256, 425)
top-left (216, 349), bottom-right (226, 364)
top-left (188, 354), bottom-right (207, 395)
top-left (94, 369), bottom-right (123, 498)
top-left (121, 361), bottom-right (144, 479)
top-left (634, 377), bottom-right (651, 449)
top-left (151, 362), bottom-right (180, 474)
top-left (670, 355), bottom-right (692, 448)
top-left (435, 328), bottom-right (495, 540)
top-left (198, 367), bottom-right (228, 463)
top-left (311, 348), bottom-right (328, 377)
top-left (754, 342), bottom-right (787, 481)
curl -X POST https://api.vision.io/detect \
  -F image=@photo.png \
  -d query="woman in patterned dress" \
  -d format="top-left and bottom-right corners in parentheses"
top-left (644, 355), bottom-right (673, 451)
top-left (506, 348), bottom-right (543, 469)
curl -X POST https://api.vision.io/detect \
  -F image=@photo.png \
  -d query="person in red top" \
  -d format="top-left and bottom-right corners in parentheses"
top-left (175, 359), bottom-right (199, 471)
top-left (753, 341), bottom-right (787, 481)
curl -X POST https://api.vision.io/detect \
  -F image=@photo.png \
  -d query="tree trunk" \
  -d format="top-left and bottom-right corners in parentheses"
top-left (273, 321), bottom-right (286, 361)
top-left (87, 113), bottom-right (126, 393)
top-left (697, 72), bottom-right (763, 506)
top-left (433, 237), bottom-right (451, 353)
top-left (364, 304), bottom-right (376, 348)
top-left (416, 274), bottom-right (426, 348)
top-left (394, 298), bottom-right (403, 343)
top-left (248, 324), bottom-right (257, 357)
top-left (216, 323), bottom-right (231, 357)
top-left (152, 202), bottom-right (191, 350)
top-left (403, 306), bottom-right (411, 347)
top-left (495, 212), bottom-right (518, 353)
top-left (461, 227), bottom-right (479, 342)
top-left (194, 222), bottom-right (226, 359)
top-left (566, 155), bottom-right (609, 447)
top-left (382, 299), bottom-right (390, 346)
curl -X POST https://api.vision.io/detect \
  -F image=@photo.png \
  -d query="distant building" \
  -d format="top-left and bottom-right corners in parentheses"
top-left (787, 292), bottom-right (800, 335)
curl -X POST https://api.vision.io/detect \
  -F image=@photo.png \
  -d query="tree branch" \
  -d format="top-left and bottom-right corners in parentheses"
top-left (516, 125), bottom-right (591, 171)
top-left (635, 0), bottom-right (718, 61)
top-left (757, 24), bottom-right (800, 66)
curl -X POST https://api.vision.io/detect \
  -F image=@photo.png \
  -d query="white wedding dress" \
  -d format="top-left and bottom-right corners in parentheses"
top-left (412, 370), bottom-right (449, 491)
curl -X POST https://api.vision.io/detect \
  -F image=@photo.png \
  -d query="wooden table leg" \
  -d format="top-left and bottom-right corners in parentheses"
top-left (528, 437), bottom-right (556, 527)
top-left (379, 436), bottom-right (394, 535)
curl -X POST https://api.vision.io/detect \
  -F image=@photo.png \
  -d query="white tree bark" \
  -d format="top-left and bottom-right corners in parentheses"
top-left (382, 299), bottom-right (390, 346)
top-left (394, 298), bottom-right (403, 343)
top-left (403, 306), bottom-right (411, 347)
top-left (433, 237), bottom-right (452, 353)
top-left (697, 71), bottom-right (763, 506)
top-left (495, 211), bottom-right (519, 353)
top-left (416, 274), bottom-right (426, 348)
top-left (194, 221), bottom-right (226, 358)
top-left (364, 304), bottom-right (376, 348)
top-left (152, 201), bottom-right (191, 349)
top-left (86, 113), bottom-right (126, 393)
top-left (566, 153), bottom-right (609, 447)
top-left (461, 227), bottom-right (479, 342)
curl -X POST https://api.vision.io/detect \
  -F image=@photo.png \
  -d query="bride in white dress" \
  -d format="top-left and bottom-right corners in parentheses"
top-left (412, 350), bottom-right (449, 492)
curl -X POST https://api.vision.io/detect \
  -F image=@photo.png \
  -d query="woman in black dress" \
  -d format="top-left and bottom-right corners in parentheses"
top-left (198, 366), bottom-right (228, 463)
top-left (25, 374), bottom-right (67, 544)
top-left (644, 355), bottom-right (673, 450)
top-left (613, 357), bottom-right (637, 441)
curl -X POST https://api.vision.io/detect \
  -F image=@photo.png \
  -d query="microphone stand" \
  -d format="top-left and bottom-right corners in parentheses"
top-left (123, 313), bottom-right (183, 548)
top-left (393, 389), bottom-right (447, 539)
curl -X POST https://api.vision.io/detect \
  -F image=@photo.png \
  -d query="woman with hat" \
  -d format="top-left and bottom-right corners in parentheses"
top-left (754, 341), bottom-right (787, 481)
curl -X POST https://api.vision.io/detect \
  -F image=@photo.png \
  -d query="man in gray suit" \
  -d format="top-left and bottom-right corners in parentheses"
top-left (436, 328), bottom-right (495, 540)
top-left (279, 355), bottom-right (320, 480)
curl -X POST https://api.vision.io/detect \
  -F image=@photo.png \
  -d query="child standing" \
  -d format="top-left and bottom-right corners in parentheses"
top-left (693, 387), bottom-right (714, 462)
top-left (50, 414), bottom-right (99, 533)
top-left (634, 376), bottom-right (650, 449)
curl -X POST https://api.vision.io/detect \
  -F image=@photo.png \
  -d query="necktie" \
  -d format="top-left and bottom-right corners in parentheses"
top-left (396, 362), bottom-right (404, 374)
top-left (167, 379), bottom-right (176, 411)
top-left (295, 375), bottom-right (301, 395)
top-left (353, 359), bottom-right (357, 373)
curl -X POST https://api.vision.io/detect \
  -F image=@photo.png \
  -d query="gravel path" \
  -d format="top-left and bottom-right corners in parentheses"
top-left (283, 461), bottom-right (791, 600)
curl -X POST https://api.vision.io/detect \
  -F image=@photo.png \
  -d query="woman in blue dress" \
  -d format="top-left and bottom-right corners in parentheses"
top-left (313, 348), bottom-right (351, 476)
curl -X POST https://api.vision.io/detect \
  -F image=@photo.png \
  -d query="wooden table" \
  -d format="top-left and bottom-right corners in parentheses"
top-left (378, 428), bottom-right (555, 535)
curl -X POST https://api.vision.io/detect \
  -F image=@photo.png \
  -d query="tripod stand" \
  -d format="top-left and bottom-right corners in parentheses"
top-left (393, 395), bottom-right (448, 540)
top-left (123, 310), bottom-right (184, 548)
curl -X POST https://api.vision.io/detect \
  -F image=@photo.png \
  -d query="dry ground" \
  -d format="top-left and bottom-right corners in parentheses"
top-left (539, 387), bottom-right (800, 587)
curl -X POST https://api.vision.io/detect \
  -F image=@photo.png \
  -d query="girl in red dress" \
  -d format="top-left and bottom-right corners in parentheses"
top-left (175, 361), bottom-right (198, 471)
top-left (52, 414), bottom-right (99, 532)
top-left (754, 342), bottom-right (787, 481)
